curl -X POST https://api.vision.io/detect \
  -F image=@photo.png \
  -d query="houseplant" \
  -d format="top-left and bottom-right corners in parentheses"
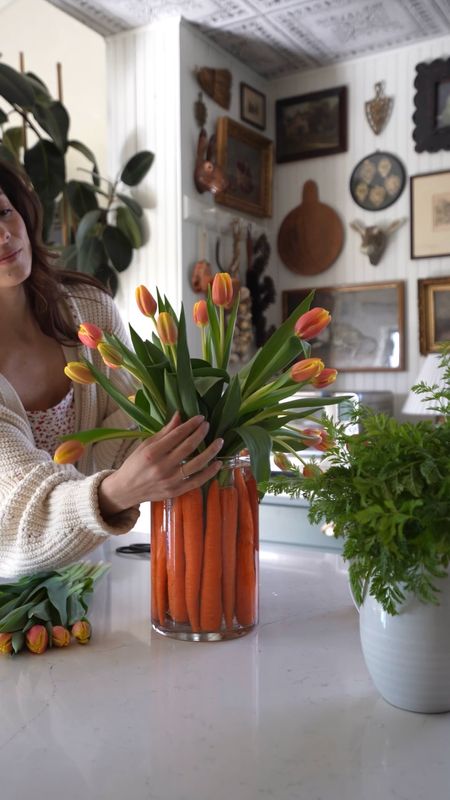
top-left (0, 61), bottom-right (153, 293)
top-left (54, 277), bottom-right (344, 641)
top-left (263, 347), bottom-right (450, 711)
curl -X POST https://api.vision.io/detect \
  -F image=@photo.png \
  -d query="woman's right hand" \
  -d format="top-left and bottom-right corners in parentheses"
top-left (97, 412), bottom-right (223, 518)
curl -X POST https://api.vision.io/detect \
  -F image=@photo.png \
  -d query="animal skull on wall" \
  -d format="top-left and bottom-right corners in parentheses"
top-left (194, 128), bottom-right (228, 195)
top-left (350, 218), bottom-right (407, 265)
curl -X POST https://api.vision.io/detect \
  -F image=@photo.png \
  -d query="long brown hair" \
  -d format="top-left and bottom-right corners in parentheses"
top-left (0, 158), bottom-right (110, 343)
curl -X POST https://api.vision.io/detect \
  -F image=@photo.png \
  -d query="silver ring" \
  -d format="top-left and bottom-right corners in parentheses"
top-left (179, 463), bottom-right (188, 480)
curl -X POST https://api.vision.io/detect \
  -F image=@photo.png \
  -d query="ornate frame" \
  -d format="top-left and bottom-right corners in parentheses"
top-left (418, 276), bottom-right (450, 354)
top-left (413, 58), bottom-right (450, 153)
top-left (215, 116), bottom-right (273, 218)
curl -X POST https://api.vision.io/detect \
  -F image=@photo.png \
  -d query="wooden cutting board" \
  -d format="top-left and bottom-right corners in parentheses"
top-left (277, 180), bottom-right (344, 275)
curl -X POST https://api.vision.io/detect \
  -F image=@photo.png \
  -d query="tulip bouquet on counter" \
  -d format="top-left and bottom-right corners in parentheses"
top-left (0, 562), bottom-right (109, 656)
top-left (54, 273), bottom-right (343, 484)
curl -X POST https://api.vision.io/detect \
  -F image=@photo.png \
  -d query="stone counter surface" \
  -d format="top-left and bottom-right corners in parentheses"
top-left (1, 531), bottom-right (448, 800)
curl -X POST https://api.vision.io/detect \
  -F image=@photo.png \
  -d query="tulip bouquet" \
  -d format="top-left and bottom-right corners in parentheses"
top-left (0, 562), bottom-right (108, 655)
top-left (55, 273), bottom-right (341, 483)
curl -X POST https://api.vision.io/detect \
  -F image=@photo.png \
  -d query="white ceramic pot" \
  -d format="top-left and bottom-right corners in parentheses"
top-left (358, 575), bottom-right (450, 713)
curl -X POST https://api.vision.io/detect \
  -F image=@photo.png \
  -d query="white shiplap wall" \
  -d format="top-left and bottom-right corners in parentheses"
top-left (106, 18), bottom-right (183, 339)
top-left (269, 34), bottom-right (450, 411)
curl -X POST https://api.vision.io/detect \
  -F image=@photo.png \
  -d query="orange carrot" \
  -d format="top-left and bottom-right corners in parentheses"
top-left (200, 480), bottom-right (223, 631)
top-left (220, 485), bottom-right (238, 629)
top-left (167, 497), bottom-right (189, 623)
top-left (181, 488), bottom-right (204, 632)
top-left (245, 470), bottom-right (259, 551)
top-left (234, 468), bottom-right (256, 627)
top-left (154, 500), bottom-right (168, 626)
top-left (151, 500), bottom-right (163, 623)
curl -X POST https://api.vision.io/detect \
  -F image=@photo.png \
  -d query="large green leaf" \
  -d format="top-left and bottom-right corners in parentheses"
top-left (68, 139), bottom-right (100, 186)
top-left (0, 143), bottom-right (17, 165)
top-left (81, 359), bottom-right (160, 432)
top-left (33, 100), bottom-right (69, 152)
top-left (243, 336), bottom-right (305, 399)
top-left (66, 179), bottom-right (99, 218)
top-left (25, 72), bottom-right (51, 104)
top-left (24, 140), bottom-right (66, 203)
top-left (0, 602), bottom-right (35, 632)
top-left (78, 235), bottom-right (105, 275)
top-left (212, 375), bottom-right (241, 438)
top-left (233, 425), bottom-right (272, 484)
top-left (0, 107), bottom-right (7, 124)
top-left (2, 126), bottom-right (24, 158)
top-left (94, 264), bottom-right (118, 296)
top-left (102, 225), bottom-right (133, 272)
top-left (116, 192), bottom-right (142, 217)
top-left (0, 63), bottom-right (36, 109)
top-left (242, 292), bottom-right (314, 397)
top-left (164, 371), bottom-right (181, 418)
top-left (176, 305), bottom-right (199, 420)
top-left (116, 205), bottom-right (143, 248)
top-left (75, 208), bottom-right (101, 248)
top-left (120, 150), bottom-right (154, 186)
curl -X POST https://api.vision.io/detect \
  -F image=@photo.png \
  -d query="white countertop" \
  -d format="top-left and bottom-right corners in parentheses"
top-left (1, 531), bottom-right (449, 800)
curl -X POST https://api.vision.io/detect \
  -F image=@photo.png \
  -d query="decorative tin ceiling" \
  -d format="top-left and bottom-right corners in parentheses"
top-left (46, 0), bottom-right (450, 78)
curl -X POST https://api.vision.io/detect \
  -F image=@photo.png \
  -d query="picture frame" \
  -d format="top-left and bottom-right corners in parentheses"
top-left (275, 85), bottom-right (347, 164)
top-left (418, 276), bottom-right (450, 354)
top-left (240, 82), bottom-right (266, 130)
top-left (410, 171), bottom-right (450, 259)
top-left (282, 281), bottom-right (405, 372)
top-left (413, 57), bottom-right (450, 153)
top-left (215, 116), bottom-right (273, 218)
top-left (350, 151), bottom-right (406, 211)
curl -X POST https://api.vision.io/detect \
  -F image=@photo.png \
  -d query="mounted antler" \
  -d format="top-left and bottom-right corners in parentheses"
top-left (194, 128), bottom-right (228, 195)
top-left (350, 218), bottom-right (407, 265)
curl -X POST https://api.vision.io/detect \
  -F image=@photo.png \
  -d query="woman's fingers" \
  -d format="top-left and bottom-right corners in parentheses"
top-left (172, 459), bottom-right (222, 496)
top-left (179, 438), bottom-right (223, 478)
top-left (146, 414), bottom-right (206, 457)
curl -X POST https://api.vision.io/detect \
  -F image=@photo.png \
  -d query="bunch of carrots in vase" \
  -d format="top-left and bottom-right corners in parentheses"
top-left (54, 273), bottom-right (344, 636)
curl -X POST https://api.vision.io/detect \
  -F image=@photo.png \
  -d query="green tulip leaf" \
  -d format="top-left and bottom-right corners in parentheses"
top-left (212, 375), bottom-right (241, 438)
top-left (233, 425), bottom-right (272, 484)
top-left (176, 305), bottom-right (199, 420)
top-left (0, 602), bottom-right (36, 633)
top-left (11, 631), bottom-right (25, 654)
top-left (59, 427), bottom-right (151, 445)
top-left (120, 150), bottom-right (154, 186)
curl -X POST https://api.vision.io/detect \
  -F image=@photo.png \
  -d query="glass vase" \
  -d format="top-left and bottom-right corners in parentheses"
top-left (151, 455), bottom-right (259, 641)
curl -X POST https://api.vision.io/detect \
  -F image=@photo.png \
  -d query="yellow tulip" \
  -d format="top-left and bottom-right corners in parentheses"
top-left (64, 362), bottom-right (96, 385)
top-left (53, 440), bottom-right (85, 465)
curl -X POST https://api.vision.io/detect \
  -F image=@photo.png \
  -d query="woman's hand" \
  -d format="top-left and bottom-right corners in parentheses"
top-left (97, 412), bottom-right (223, 518)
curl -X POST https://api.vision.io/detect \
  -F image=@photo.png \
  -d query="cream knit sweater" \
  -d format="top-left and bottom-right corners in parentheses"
top-left (0, 283), bottom-right (141, 579)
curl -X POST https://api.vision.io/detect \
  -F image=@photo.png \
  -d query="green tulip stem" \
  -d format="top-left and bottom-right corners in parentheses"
top-left (169, 344), bottom-right (178, 369)
top-left (125, 365), bottom-right (166, 419)
top-left (201, 327), bottom-right (207, 361)
top-left (219, 306), bottom-right (225, 367)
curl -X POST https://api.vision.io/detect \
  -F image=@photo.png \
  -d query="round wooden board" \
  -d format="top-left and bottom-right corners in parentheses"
top-left (277, 180), bottom-right (344, 275)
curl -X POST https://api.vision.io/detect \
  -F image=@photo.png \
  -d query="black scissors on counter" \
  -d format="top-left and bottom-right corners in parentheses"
top-left (115, 543), bottom-right (150, 558)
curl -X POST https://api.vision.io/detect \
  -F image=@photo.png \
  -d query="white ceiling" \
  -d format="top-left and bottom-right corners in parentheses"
top-left (46, 0), bottom-right (450, 79)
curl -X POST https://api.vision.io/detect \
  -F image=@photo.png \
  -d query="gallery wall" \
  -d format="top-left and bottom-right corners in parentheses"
top-left (268, 33), bottom-right (450, 411)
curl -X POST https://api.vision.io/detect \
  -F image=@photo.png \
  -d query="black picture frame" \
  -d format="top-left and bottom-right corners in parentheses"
top-left (413, 57), bottom-right (450, 153)
top-left (240, 82), bottom-right (266, 131)
top-left (276, 85), bottom-right (347, 164)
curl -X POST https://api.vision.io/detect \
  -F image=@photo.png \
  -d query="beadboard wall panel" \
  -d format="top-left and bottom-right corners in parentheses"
top-left (106, 19), bottom-right (183, 339)
top-left (269, 34), bottom-right (450, 409)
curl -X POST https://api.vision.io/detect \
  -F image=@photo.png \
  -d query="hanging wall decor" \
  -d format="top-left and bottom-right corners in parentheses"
top-left (277, 180), bottom-right (344, 275)
top-left (410, 170), bottom-right (450, 259)
top-left (276, 85), bottom-right (347, 163)
top-left (349, 218), bottom-right (407, 265)
top-left (365, 81), bottom-right (393, 135)
top-left (240, 82), bottom-right (266, 130)
top-left (194, 128), bottom-right (228, 195)
top-left (215, 117), bottom-right (273, 217)
top-left (413, 58), bottom-right (450, 153)
top-left (246, 228), bottom-right (276, 347)
top-left (196, 67), bottom-right (232, 109)
top-left (350, 151), bottom-right (406, 211)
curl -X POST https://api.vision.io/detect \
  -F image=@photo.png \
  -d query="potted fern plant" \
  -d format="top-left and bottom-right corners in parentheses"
top-left (264, 348), bottom-right (450, 713)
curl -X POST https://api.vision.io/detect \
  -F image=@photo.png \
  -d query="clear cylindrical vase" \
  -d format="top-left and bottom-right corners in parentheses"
top-left (151, 456), bottom-right (259, 641)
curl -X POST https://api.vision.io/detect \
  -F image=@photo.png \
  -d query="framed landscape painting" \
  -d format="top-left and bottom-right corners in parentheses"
top-left (215, 116), bottom-right (273, 217)
top-left (276, 85), bottom-right (347, 163)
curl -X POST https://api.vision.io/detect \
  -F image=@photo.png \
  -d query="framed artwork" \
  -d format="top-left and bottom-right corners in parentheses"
top-left (349, 151), bottom-right (406, 211)
top-left (413, 58), bottom-right (450, 152)
top-left (240, 82), bottom-right (266, 130)
top-left (418, 276), bottom-right (450, 354)
top-left (410, 171), bottom-right (450, 259)
top-left (282, 281), bottom-right (405, 372)
top-left (275, 85), bottom-right (347, 163)
top-left (215, 116), bottom-right (273, 218)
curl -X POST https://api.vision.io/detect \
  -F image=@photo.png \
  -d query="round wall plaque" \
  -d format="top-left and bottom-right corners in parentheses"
top-left (349, 151), bottom-right (406, 211)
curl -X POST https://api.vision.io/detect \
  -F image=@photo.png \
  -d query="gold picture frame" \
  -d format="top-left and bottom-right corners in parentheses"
top-left (215, 116), bottom-right (273, 218)
top-left (282, 281), bottom-right (405, 372)
top-left (418, 276), bottom-right (450, 354)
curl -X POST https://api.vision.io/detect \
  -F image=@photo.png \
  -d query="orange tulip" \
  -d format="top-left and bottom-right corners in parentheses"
top-left (302, 428), bottom-right (333, 452)
top-left (303, 464), bottom-right (322, 479)
top-left (64, 361), bottom-right (96, 385)
top-left (211, 272), bottom-right (233, 308)
top-left (294, 308), bottom-right (331, 340)
top-left (97, 342), bottom-right (123, 369)
top-left (273, 453), bottom-right (292, 471)
top-left (301, 427), bottom-right (323, 447)
top-left (78, 322), bottom-right (103, 349)
top-left (26, 624), bottom-right (48, 654)
top-left (156, 312), bottom-right (178, 345)
top-left (193, 300), bottom-right (209, 327)
top-left (291, 358), bottom-right (324, 383)
top-left (52, 626), bottom-right (71, 648)
top-left (135, 285), bottom-right (157, 317)
top-left (0, 633), bottom-right (12, 655)
top-left (53, 440), bottom-right (85, 465)
top-left (72, 620), bottom-right (91, 645)
top-left (311, 368), bottom-right (337, 389)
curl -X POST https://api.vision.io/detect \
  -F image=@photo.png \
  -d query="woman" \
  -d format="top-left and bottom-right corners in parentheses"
top-left (0, 160), bottom-right (222, 578)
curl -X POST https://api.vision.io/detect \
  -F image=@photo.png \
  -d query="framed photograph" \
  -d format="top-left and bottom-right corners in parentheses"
top-left (350, 151), bottom-right (406, 211)
top-left (276, 85), bottom-right (347, 164)
top-left (282, 281), bottom-right (405, 372)
top-left (215, 116), bottom-right (273, 218)
top-left (410, 171), bottom-right (450, 259)
top-left (418, 276), bottom-right (450, 354)
top-left (240, 82), bottom-right (266, 130)
top-left (413, 58), bottom-right (450, 152)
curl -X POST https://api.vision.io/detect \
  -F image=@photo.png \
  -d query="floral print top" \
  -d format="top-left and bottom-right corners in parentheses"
top-left (26, 387), bottom-right (75, 456)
